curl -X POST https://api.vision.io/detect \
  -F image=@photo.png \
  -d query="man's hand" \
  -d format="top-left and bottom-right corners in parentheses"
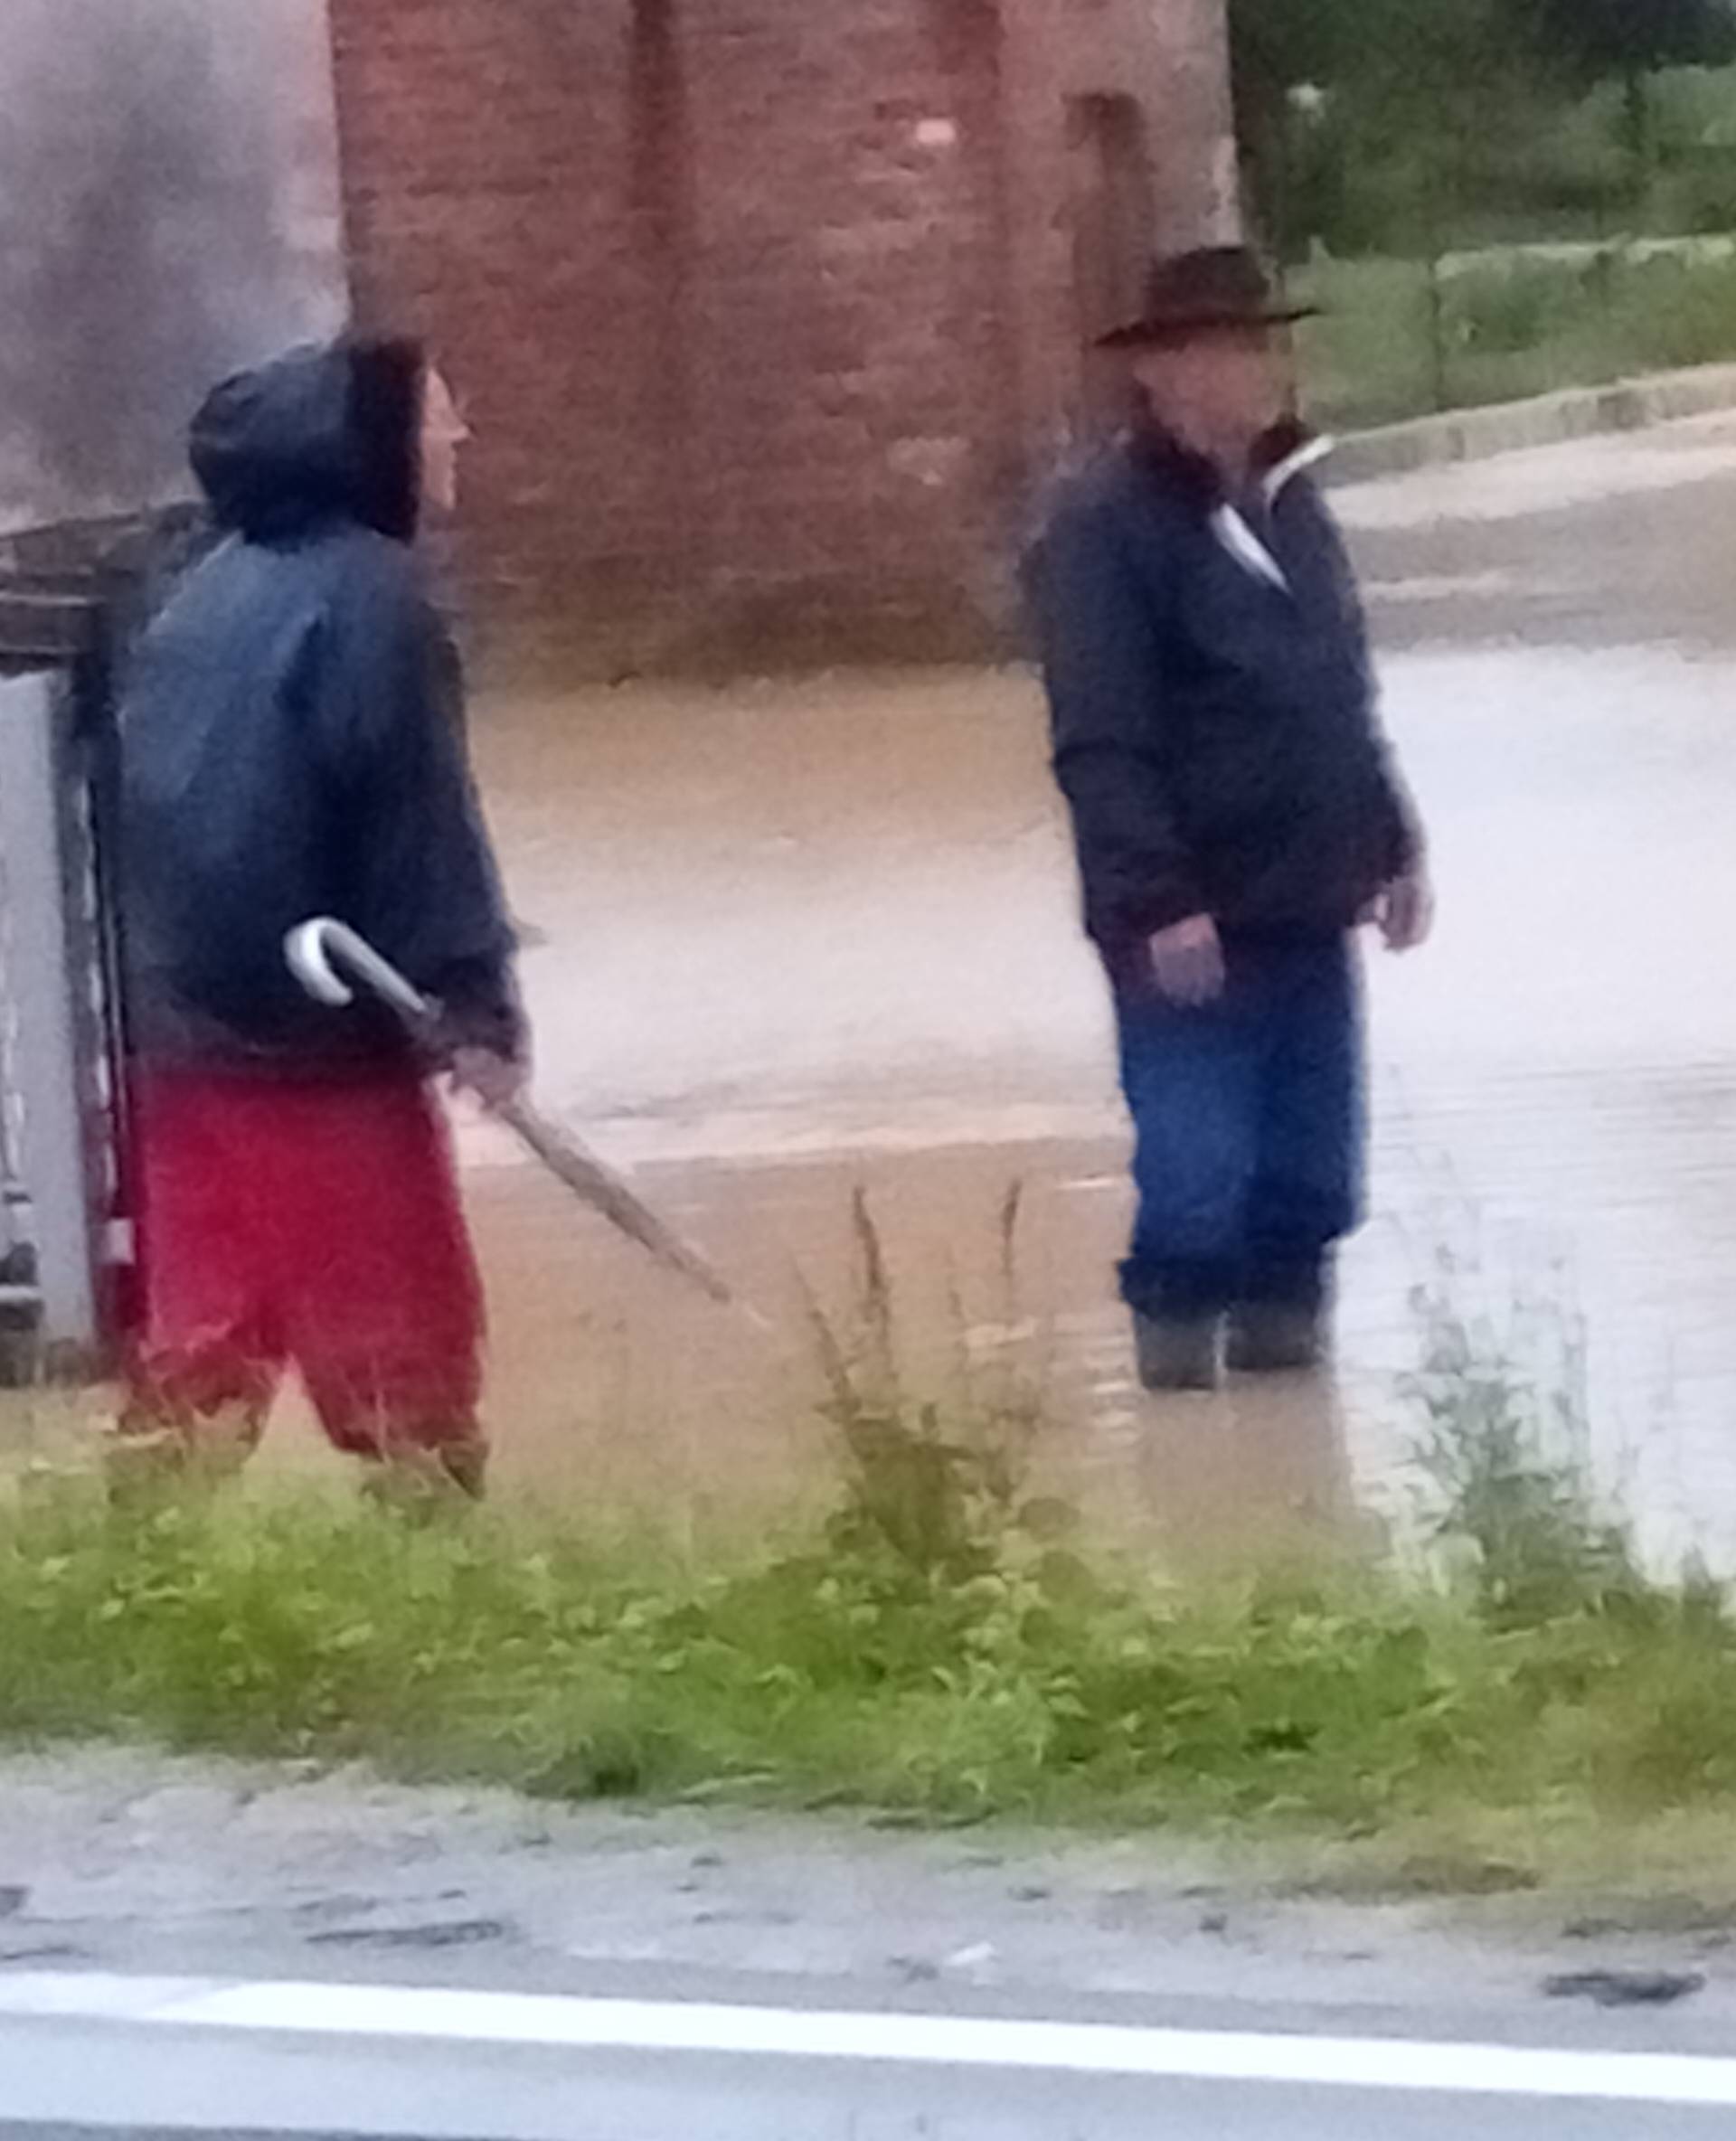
top-left (1148, 915), bottom-right (1225, 1006)
top-left (1373, 869), bottom-right (1435, 954)
top-left (451, 1046), bottom-right (529, 1113)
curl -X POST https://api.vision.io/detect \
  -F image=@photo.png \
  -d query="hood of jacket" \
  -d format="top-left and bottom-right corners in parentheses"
top-left (188, 335), bottom-right (426, 544)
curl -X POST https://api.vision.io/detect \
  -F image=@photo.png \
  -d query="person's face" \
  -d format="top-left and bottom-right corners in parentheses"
top-left (420, 367), bottom-right (471, 517)
top-left (1130, 325), bottom-right (1293, 464)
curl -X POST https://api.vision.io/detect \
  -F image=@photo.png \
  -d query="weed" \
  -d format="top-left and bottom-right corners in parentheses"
top-left (1297, 243), bottom-right (1736, 430)
top-left (1404, 1268), bottom-right (1635, 1627)
top-left (1449, 259), bottom-right (1585, 357)
top-left (801, 1187), bottom-right (1043, 1579)
top-left (2, 1234), bottom-right (1736, 1857)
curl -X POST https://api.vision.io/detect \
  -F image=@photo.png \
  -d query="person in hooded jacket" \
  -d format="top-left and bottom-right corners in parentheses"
top-left (114, 334), bottom-right (524, 1498)
top-left (1027, 249), bottom-right (1432, 1396)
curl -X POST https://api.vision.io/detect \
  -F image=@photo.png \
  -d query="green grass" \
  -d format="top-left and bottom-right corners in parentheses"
top-left (6, 1283), bottom-right (1736, 1856)
top-left (6, 1207), bottom-right (1736, 1872)
top-left (1295, 244), bottom-right (1736, 431)
top-left (5, 1461), bottom-right (1735, 1841)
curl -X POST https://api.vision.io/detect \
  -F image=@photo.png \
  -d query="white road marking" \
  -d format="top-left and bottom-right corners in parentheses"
top-left (0, 1973), bottom-right (1732, 2108)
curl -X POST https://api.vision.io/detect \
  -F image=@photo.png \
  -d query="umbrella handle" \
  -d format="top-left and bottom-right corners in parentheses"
top-left (286, 919), bottom-right (437, 1028)
top-left (284, 918), bottom-right (772, 1336)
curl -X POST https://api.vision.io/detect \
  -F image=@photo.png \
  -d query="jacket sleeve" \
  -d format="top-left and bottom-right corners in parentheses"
top-left (1307, 485), bottom-right (1426, 881)
top-left (1025, 493), bottom-right (1206, 942)
top-left (323, 546), bottom-right (525, 1060)
top-left (1377, 735), bottom-right (1428, 882)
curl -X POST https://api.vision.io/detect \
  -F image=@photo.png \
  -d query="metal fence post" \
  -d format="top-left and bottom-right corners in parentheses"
top-left (0, 670), bottom-right (104, 1372)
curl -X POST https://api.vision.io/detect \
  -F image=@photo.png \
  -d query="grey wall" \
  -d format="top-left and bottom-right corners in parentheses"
top-left (0, 0), bottom-right (347, 531)
top-left (1137, 0), bottom-right (1241, 249)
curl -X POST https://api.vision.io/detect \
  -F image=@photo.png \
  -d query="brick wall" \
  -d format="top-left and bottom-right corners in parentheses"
top-left (329, 0), bottom-right (1232, 674)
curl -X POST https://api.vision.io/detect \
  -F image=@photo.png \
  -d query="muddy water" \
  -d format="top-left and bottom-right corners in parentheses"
top-left (446, 1131), bottom-right (1366, 1569)
top-left (19, 642), bottom-right (1736, 1570)
top-left (449, 627), bottom-right (1736, 1570)
top-left (21, 425), bottom-right (1736, 1567)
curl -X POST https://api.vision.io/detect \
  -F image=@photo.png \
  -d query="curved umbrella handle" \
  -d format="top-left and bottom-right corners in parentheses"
top-left (286, 918), bottom-right (436, 1025)
top-left (284, 917), bottom-right (764, 1328)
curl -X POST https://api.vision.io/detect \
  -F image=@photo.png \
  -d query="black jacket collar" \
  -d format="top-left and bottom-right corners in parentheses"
top-left (1130, 417), bottom-right (1322, 513)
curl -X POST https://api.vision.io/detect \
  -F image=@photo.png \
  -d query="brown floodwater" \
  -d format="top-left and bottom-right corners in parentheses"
top-left (16, 420), bottom-right (1736, 1568)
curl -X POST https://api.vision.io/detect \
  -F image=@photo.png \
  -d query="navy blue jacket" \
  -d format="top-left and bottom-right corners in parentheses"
top-left (1028, 425), bottom-right (1418, 965)
top-left (118, 339), bottom-right (520, 1073)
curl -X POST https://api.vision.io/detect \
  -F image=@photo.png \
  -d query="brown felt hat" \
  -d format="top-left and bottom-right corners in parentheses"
top-left (1097, 245), bottom-right (1318, 350)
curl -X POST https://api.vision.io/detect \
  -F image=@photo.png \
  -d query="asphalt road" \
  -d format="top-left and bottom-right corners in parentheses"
top-left (5, 2033), bottom-right (1736, 2137)
top-left (6, 1979), bottom-right (1736, 2140)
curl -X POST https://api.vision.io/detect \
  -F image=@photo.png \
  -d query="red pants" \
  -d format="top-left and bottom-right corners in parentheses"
top-left (122, 1071), bottom-right (486, 1473)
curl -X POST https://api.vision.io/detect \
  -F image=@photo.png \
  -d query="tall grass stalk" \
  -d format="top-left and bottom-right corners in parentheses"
top-left (3, 1227), bottom-right (1736, 1853)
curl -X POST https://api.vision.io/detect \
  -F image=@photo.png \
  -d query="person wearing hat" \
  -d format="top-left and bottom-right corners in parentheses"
top-left (1026, 245), bottom-right (1430, 1394)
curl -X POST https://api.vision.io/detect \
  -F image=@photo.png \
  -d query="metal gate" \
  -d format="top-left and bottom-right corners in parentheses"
top-left (0, 515), bottom-right (199, 1383)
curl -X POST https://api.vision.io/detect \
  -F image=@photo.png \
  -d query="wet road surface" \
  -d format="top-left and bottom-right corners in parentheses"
top-left (14, 1740), bottom-right (1736, 2137)
top-left (6, 1970), bottom-right (1736, 2139)
top-left (359, 410), bottom-right (1736, 1568)
top-left (16, 414), bottom-right (1736, 1564)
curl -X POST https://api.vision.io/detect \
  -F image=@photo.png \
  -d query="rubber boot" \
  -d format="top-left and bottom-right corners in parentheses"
top-left (1134, 1312), bottom-right (1222, 1394)
top-left (1226, 1300), bottom-right (1329, 1376)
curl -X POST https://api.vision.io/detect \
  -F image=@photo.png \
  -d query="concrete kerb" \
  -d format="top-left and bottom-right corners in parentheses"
top-left (1327, 363), bottom-right (1736, 486)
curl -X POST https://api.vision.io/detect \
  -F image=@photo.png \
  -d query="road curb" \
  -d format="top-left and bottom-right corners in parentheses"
top-left (1330, 363), bottom-right (1736, 486)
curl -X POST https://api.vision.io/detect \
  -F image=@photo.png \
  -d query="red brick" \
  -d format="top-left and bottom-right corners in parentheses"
top-left (326, 0), bottom-right (1232, 672)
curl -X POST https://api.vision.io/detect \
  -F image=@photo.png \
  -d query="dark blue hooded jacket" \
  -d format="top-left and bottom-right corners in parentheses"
top-left (118, 337), bottom-right (520, 1073)
top-left (1027, 423), bottom-right (1419, 972)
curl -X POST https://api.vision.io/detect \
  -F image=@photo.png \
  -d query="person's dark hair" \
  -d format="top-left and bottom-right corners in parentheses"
top-left (346, 335), bottom-right (427, 543)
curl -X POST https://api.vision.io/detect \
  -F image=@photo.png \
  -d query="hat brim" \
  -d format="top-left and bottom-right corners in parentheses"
top-left (1096, 304), bottom-right (1320, 351)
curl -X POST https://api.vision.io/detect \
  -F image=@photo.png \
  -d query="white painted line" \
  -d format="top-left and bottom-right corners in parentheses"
top-left (0, 1975), bottom-right (208, 2023)
top-left (1, 1973), bottom-right (1734, 2108)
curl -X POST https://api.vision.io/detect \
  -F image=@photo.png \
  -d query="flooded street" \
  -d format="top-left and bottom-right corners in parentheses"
top-left (114, 416), bottom-right (1736, 1561)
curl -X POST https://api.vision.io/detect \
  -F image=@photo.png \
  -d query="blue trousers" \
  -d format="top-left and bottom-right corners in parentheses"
top-left (1113, 937), bottom-right (1364, 1321)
